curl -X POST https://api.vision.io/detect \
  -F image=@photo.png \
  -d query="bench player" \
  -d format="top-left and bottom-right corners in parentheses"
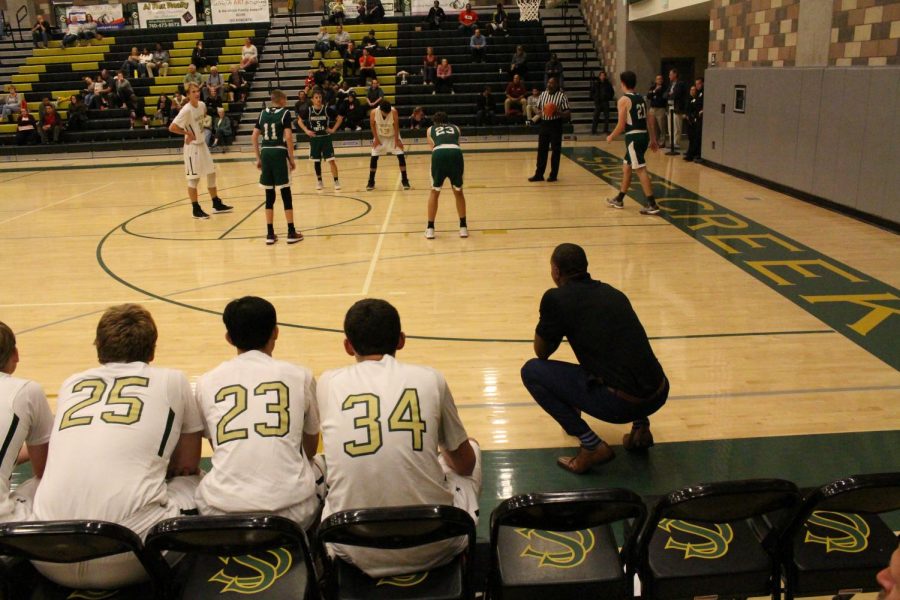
top-left (425, 111), bottom-right (468, 239)
top-left (297, 89), bottom-right (343, 192)
top-left (169, 82), bottom-right (232, 220)
top-left (367, 101), bottom-right (410, 191)
top-left (606, 70), bottom-right (661, 215)
top-left (253, 89), bottom-right (301, 245)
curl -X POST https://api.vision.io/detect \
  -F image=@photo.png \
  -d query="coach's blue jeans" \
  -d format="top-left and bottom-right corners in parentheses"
top-left (521, 358), bottom-right (666, 439)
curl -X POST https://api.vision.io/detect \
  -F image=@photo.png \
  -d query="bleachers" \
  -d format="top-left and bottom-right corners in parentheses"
top-left (0, 24), bottom-right (268, 155)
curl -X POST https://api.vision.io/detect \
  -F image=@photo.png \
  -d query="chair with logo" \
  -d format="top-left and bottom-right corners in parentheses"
top-left (0, 520), bottom-right (169, 599)
top-left (776, 472), bottom-right (900, 600)
top-left (488, 488), bottom-right (646, 600)
top-left (634, 478), bottom-right (800, 600)
top-left (317, 504), bottom-right (477, 600)
top-left (144, 514), bottom-right (319, 599)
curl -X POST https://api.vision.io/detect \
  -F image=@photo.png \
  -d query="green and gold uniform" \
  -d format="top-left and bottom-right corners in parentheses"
top-left (428, 123), bottom-right (464, 190)
top-left (301, 104), bottom-right (338, 161)
top-left (623, 91), bottom-right (649, 169)
top-left (255, 106), bottom-right (292, 189)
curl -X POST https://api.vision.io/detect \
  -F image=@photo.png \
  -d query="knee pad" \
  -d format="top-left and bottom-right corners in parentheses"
top-left (397, 154), bottom-right (407, 168)
top-left (280, 187), bottom-right (293, 210)
top-left (369, 156), bottom-right (379, 170)
top-left (187, 178), bottom-right (199, 189)
top-left (206, 173), bottom-right (217, 188)
top-left (265, 188), bottom-right (276, 209)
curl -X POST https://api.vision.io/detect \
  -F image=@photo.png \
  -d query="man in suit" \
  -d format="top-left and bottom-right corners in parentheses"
top-left (665, 68), bottom-right (688, 148)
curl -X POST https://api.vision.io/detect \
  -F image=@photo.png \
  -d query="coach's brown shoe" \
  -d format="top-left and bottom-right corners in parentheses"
top-left (557, 442), bottom-right (616, 474)
top-left (623, 426), bottom-right (655, 452)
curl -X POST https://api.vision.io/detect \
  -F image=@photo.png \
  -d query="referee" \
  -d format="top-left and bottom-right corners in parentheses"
top-left (528, 77), bottom-right (570, 183)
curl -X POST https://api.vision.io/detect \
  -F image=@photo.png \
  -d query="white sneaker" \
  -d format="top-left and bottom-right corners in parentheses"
top-left (316, 180), bottom-right (323, 191)
top-left (334, 180), bottom-right (341, 190)
top-left (425, 227), bottom-right (435, 239)
top-left (459, 226), bottom-right (468, 238)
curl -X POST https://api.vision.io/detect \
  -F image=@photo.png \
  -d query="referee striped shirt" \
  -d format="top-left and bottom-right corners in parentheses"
top-left (537, 89), bottom-right (570, 120)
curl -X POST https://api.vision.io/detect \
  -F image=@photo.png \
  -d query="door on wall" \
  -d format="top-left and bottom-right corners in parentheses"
top-left (661, 58), bottom-right (695, 86)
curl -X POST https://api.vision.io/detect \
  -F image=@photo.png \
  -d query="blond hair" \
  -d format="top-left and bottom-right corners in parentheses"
top-left (271, 89), bottom-right (286, 103)
top-left (185, 82), bottom-right (201, 93)
top-left (95, 304), bottom-right (157, 364)
top-left (0, 322), bottom-right (15, 370)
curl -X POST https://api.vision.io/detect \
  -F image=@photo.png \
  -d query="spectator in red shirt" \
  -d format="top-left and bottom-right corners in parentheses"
top-left (458, 3), bottom-right (479, 34)
top-left (39, 104), bottom-right (62, 144)
top-left (504, 73), bottom-right (527, 115)
top-left (358, 48), bottom-right (377, 86)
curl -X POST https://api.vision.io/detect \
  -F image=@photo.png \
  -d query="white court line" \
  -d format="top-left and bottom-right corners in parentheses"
top-left (0, 181), bottom-right (116, 227)
top-left (0, 291), bottom-right (410, 309)
top-left (361, 175), bottom-right (401, 296)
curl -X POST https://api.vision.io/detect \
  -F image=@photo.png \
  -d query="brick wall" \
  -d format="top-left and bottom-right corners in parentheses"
top-left (830, 0), bottom-right (900, 66)
top-left (580, 0), bottom-right (616, 75)
top-left (708, 0), bottom-right (801, 68)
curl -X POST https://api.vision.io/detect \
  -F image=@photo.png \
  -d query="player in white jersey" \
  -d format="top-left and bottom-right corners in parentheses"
top-left (317, 299), bottom-right (481, 577)
top-left (367, 101), bottom-right (411, 191)
top-left (169, 82), bottom-right (233, 220)
top-left (195, 296), bottom-right (322, 529)
top-left (0, 322), bottom-right (53, 523)
top-left (32, 304), bottom-right (203, 590)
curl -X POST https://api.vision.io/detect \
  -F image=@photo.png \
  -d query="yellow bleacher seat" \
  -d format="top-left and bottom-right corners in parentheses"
top-left (71, 63), bottom-right (100, 72)
top-left (177, 32), bottom-right (205, 41)
top-left (11, 74), bottom-right (40, 84)
top-left (26, 54), bottom-right (106, 65)
top-left (34, 45), bottom-right (111, 56)
top-left (0, 124), bottom-right (16, 133)
top-left (229, 29), bottom-right (257, 38)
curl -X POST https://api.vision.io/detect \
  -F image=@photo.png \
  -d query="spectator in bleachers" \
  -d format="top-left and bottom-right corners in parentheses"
top-left (154, 94), bottom-right (173, 125)
top-left (329, 0), bottom-right (347, 24)
top-left (647, 74), bottom-right (667, 146)
top-left (590, 69), bottom-right (614, 134)
top-left (426, 0), bottom-right (445, 30)
top-left (422, 47), bottom-right (438, 87)
top-left (312, 26), bottom-right (333, 58)
top-left (313, 61), bottom-right (329, 87)
top-left (366, 78), bottom-right (385, 111)
top-left (149, 43), bottom-right (170, 78)
top-left (98, 69), bottom-right (116, 105)
top-left (240, 37), bottom-right (259, 72)
top-left (334, 24), bottom-right (351, 57)
top-left (66, 95), bottom-right (88, 131)
top-left (504, 73), bottom-right (526, 116)
top-left (204, 65), bottom-right (224, 101)
top-left (322, 80), bottom-right (338, 107)
top-left (304, 69), bottom-right (316, 93)
top-left (61, 17), bottom-right (80, 48)
top-left (342, 40), bottom-right (360, 79)
top-left (81, 77), bottom-right (96, 109)
top-left (39, 104), bottom-right (62, 144)
top-left (524, 86), bottom-right (540, 124)
top-left (294, 89), bottom-right (310, 116)
top-left (227, 66), bottom-right (249, 102)
top-left (666, 68), bottom-right (687, 148)
top-left (475, 85), bottom-right (496, 126)
top-left (83, 76), bottom-right (108, 109)
top-left (183, 64), bottom-right (203, 93)
top-left (362, 29), bottom-right (384, 55)
top-left (458, 3), bottom-right (479, 34)
top-left (2, 86), bottom-right (22, 122)
top-left (435, 57), bottom-right (454, 95)
top-left (202, 110), bottom-right (214, 146)
top-left (122, 47), bottom-right (147, 78)
top-left (408, 106), bottom-right (430, 129)
top-left (544, 52), bottom-right (563, 89)
top-left (509, 45), bottom-right (527, 81)
top-left (354, 0), bottom-right (366, 23)
top-left (131, 97), bottom-right (150, 130)
top-left (172, 89), bottom-right (186, 112)
top-left (364, 0), bottom-right (385, 23)
top-left (489, 2), bottom-right (508, 37)
top-left (205, 86), bottom-right (224, 113)
top-left (31, 15), bottom-right (50, 49)
top-left (339, 89), bottom-right (364, 130)
top-left (139, 47), bottom-right (154, 77)
top-left (114, 71), bottom-right (137, 109)
top-left (470, 28), bottom-right (487, 63)
top-left (358, 48), bottom-right (377, 86)
top-left (79, 14), bottom-right (101, 45)
top-left (336, 80), bottom-right (352, 103)
top-left (37, 96), bottom-right (56, 121)
top-left (191, 40), bottom-right (216, 72)
top-left (327, 65), bottom-right (342, 85)
top-left (15, 111), bottom-right (38, 145)
top-left (212, 106), bottom-right (232, 147)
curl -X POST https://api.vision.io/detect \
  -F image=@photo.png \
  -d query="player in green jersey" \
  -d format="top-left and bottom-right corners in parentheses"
top-left (252, 89), bottom-right (300, 245)
top-left (606, 70), bottom-right (661, 215)
top-left (297, 89), bottom-right (343, 192)
top-left (425, 112), bottom-right (468, 239)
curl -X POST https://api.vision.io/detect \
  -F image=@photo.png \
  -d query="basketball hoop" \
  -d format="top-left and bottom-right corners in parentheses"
top-left (517, 0), bottom-right (540, 22)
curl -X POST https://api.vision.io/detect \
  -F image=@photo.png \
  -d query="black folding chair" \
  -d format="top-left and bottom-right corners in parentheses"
top-left (777, 472), bottom-right (900, 600)
top-left (635, 478), bottom-right (800, 600)
top-left (145, 513), bottom-right (319, 599)
top-left (317, 505), bottom-right (476, 600)
top-left (0, 520), bottom-right (169, 599)
top-left (488, 488), bottom-right (646, 600)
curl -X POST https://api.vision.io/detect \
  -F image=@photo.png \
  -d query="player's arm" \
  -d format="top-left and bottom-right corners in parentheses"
top-left (392, 109), bottom-right (403, 148)
top-left (297, 113), bottom-right (315, 137)
top-left (168, 431), bottom-right (202, 477)
top-left (328, 113), bottom-right (344, 134)
top-left (370, 109), bottom-right (380, 146)
top-left (169, 112), bottom-right (195, 144)
top-left (251, 126), bottom-right (261, 168)
top-left (606, 96), bottom-right (628, 143)
top-left (284, 127), bottom-right (296, 170)
top-left (302, 432), bottom-right (319, 461)
top-left (426, 127), bottom-right (434, 149)
top-left (559, 97), bottom-right (571, 122)
top-left (443, 438), bottom-right (476, 477)
top-left (533, 333), bottom-right (560, 360)
top-left (24, 443), bottom-right (49, 478)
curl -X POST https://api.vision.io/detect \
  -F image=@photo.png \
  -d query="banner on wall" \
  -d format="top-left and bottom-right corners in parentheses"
top-left (411, 0), bottom-right (466, 15)
top-left (137, 0), bottom-right (197, 28)
top-left (65, 4), bottom-right (126, 30)
top-left (210, 0), bottom-right (269, 24)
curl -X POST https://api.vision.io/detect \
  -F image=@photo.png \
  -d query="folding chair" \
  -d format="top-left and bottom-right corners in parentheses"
top-left (489, 488), bottom-right (646, 600)
top-left (778, 472), bottom-right (900, 599)
top-left (145, 513), bottom-right (319, 599)
top-left (317, 505), bottom-right (476, 600)
top-left (635, 478), bottom-right (800, 600)
top-left (0, 520), bottom-right (169, 599)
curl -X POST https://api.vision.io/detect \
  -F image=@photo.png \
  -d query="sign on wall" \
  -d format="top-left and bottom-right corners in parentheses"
top-left (210, 0), bottom-right (269, 23)
top-left (65, 4), bottom-right (126, 30)
top-left (137, 0), bottom-right (197, 28)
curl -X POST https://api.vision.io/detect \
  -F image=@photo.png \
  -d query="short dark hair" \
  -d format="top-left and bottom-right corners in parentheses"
top-left (95, 304), bottom-right (157, 364)
top-left (551, 243), bottom-right (588, 278)
top-left (695, 77), bottom-right (704, 83)
top-left (380, 100), bottom-right (392, 113)
top-left (344, 299), bottom-right (401, 356)
top-left (0, 322), bottom-right (15, 370)
top-left (223, 296), bottom-right (277, 351)
top-left (619, 70), bottom-right (637, 89)
top-left (432, 111), bottom-right (447, 124)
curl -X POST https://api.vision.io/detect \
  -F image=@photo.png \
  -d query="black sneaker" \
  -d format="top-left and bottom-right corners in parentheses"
top-left (607, 197), bottom-right (624, 209)
top-left (366, 181), bottom-right (375, 191)
top-left (287, 230), bottom-right (303, 244)
top-left (528, 175), bottom-right (544, 182)
top-left (640, 204), bottom-right (661, 215)
top-left (192, 205), bottom-right (210, 220)
top-left (266, 232), bottom-right (277, 245)
top-left (546, 176), bottom-right (558, 182)
top-left (402, 180), bottom-right (411, 190)
top-left (212, 199), bottom-right (233, 214)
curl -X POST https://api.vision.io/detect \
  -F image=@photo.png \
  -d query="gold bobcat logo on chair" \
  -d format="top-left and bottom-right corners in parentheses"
top-left (514, 528), bottom-right (596, 569)
top-left (658, 519), bottom-right (734, 560)
top-left (803, 511), bottom-right (870, 553)
top-left (208, 548), bottom-right (293, 594)
top-left (67, 591), bottom-right (119, 600)
top-left (377, 573), bottom-right (429, 587)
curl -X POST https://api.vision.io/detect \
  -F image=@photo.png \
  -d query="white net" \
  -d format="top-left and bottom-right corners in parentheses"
top-left (517, 0), bottom-right (540, 22)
